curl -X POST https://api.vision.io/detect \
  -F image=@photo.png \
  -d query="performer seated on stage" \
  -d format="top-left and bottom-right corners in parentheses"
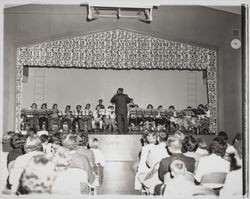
top-left (27, 103), bottom-right (39, 130)
top-left (129, 105), bottom-right (143, 131)
top-left (155, 105), bottom-right (166, 131)
top-left (62, 105), bottom-right (73, 131)
top-left (128, 98), bottom-right (137, 109)
top-left (104, 105), bottom-right (117, 132)
top-left (92, 105), bottom-right (104, 132)
top-left (72, 105), bottom-right (83, 132)
top-left (96, 99), bottom-right (105, 110)
top-left (143, 104), bottom-right (156, 131)
top-left (31, 103), bottom-right (37, 110)
top-left (39, 103), bottom-right (49, 131)
top-left (50, 103), bottom-right (60, 131)
top-left (168, 105), bottom-right (177, 131)
top-left (82, 103), bottom-right (93, 132)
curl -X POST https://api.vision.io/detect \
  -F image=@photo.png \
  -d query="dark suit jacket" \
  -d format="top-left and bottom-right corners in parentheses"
top-left (110, 93), bottom-right (131, 114)
top-left (158, 153), bottom-right (195, 181)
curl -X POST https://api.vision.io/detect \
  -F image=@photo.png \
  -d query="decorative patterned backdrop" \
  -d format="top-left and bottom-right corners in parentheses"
top-left (16, 28), bottom-right (217, 133)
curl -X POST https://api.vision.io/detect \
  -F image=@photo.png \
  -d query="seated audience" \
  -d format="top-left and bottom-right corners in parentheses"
top-left (9, 135), bottom-right (44, 193)
top-left (218, 131), bottom-right (236, 161)
top-left (76, 132), bottom-right (97, 173)
top-left (155, 132), bottom-right (195, 195)
top-left (196, 138), bottom-right (209, 155)
top-left (194, 137), bottom-right (230, 188)
top-left (37, 124), bottom-right (49, 137)
top-left (51, 146), bottom-right (89, 195)
top-left (134, 131), bottom-right (157, 191)
top-left (7, 134), bottom-right (25, 171)
top-left (88, 137), bottom-right (105, 193)
top-left (146, 131), bottom-right (169, 169)
top-left (182, 135), bottom-right (206, 162)
top-left (17, 154), bottom-right (56, 195)
top-left (39, 134), bottom-right (53, 156)
top-left (220, 138), bottom-right (243, 198)
top-left (62, 134), bottom-right (95, 185)
top-left (6, 134), bottom-right (25, 190)
top-left (162, 160), bottom-right (215, 197)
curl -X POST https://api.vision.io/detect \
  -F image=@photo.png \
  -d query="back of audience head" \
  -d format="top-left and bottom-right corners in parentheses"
top-left (39, 134), bottom-right (49, 144)
top-left (232, 132), bottom-right (242, 145)
top-left (49, 132), bottom-right (63, 146)
top-left (18, 154), bottom-right (56, 194)
top-left (62, 134), bottom-right (79, 151)
top-left (52, 146), bottom-right (71, 169)
top-left (218, 131), bottom-right (229, 142)
top-left (10, 133), bottom-right (25, 149)
top-left (156, 130), bottom-right (168, 143)
top-left (167, 134), bottom-right (183, 154)
top-left (174, 130), bottom-right (185, 141)
top-left (76, 131), bottom-right (88, 147)
top-left (182, 135), bottom-right (198, 153)
top-left (146, 131), bottom-right (157, 144)
top-left (209, 137), bottom-right (227, 157)
top-left (170, 160), bottom-right (187, 177)
top-left (27, 128), bottom-right (36, 137)
top-left (89, 137), bottom-right (99, 149)
top-left (197, 138), bottom-right (208, 150)
top-left (24, 135), bottom-right (42, 153)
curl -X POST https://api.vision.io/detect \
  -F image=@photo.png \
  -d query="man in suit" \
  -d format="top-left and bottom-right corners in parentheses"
top-left (110, 88), bottom-right (131, 134)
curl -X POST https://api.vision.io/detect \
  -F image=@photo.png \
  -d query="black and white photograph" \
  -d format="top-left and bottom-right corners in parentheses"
top-left (0, 0), bottom-right (249, 198)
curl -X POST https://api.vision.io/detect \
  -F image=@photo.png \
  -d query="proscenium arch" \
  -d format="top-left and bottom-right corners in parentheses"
top-left (15, 28), bottom-right (217, 133)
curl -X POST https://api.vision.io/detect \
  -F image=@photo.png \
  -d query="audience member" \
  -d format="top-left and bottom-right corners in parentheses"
top-left (194, 137), bottom-right (230, 188)
top-left (220, 138), bottom-right (243, 198)
top-left (17, 154), bottom-right (56, 195)
top-left (134, 132), bottom-right (157, 191)
top-left (162, 160), bottom-right (215, 197)
top-left (88, 137), bottom-right (105, 193)
top-left (62, 134), bottom-right (95, 185)
top-left (218, 131), bottom-right (236, 161)
top-left (146, 131), bottom-right (169, 169)
top-left (182, 135), bottom-right (205, 162)
top-left (7, 134), bottom-right (25, 170)
top-left (155, 133), bottom-right (195, 195)
top-left (51, 146), bottom-right (89, 195)
top-left (77, 132), bottom-right (97, 172)
top-left (196, 138), bottom-right (209, 155)
top-left (9, 135), bottom-right (44, 193)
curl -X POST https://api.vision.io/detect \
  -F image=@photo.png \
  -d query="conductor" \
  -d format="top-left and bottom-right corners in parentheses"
top-left (110, 88), bottom-right (132, 134)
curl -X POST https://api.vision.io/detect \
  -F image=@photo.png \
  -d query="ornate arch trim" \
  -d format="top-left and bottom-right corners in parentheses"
top-left (16, 28), bottom-right (217, 133)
